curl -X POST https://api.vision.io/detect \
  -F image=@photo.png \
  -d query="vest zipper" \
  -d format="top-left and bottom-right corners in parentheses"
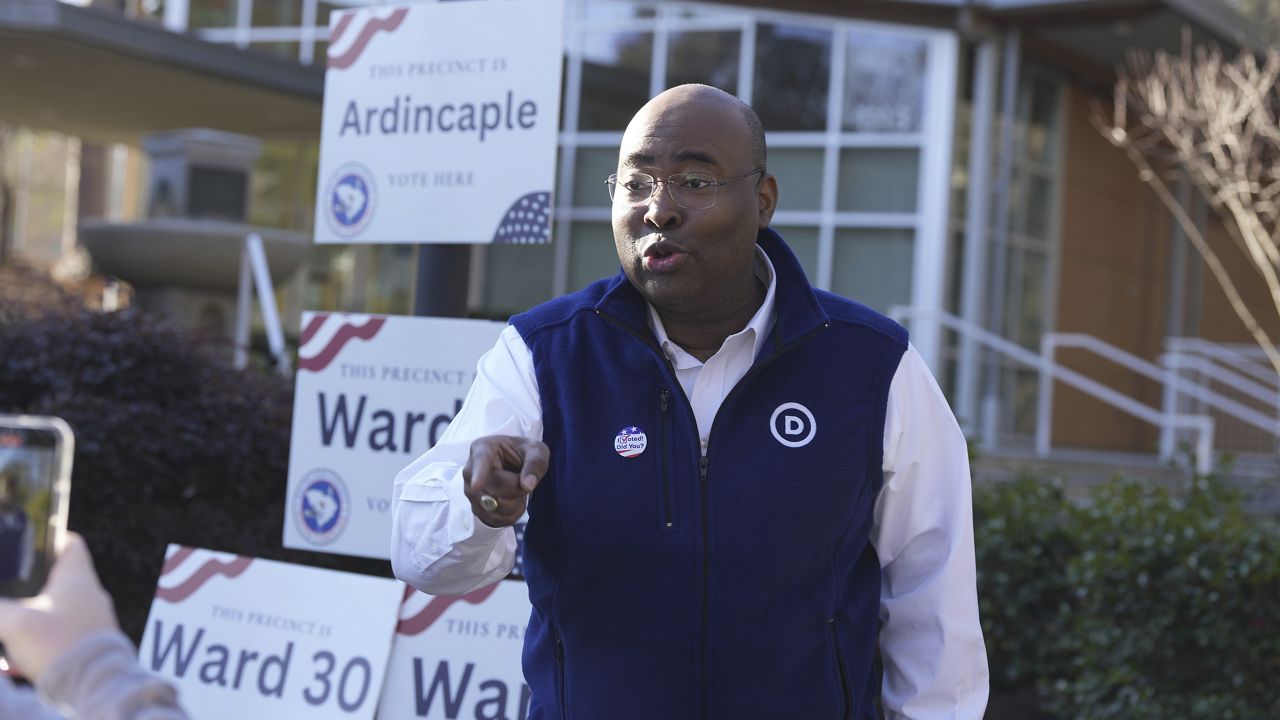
top-left (596, 308), bottom-right (830, 719)
top-left (696, 321), bottom-right (829, 719)
top-left (699, 453), bottom-right (711, 720)
top-left (660, 389), bottom-right (674, 531)
top-left (828, 619), bottom-right (853, 719)
top-left (556, 635), bottom-right (569, 720)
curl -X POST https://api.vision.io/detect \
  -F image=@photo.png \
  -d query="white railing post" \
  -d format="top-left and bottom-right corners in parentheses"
top-left (1195, 417), bottom-right (1214, 477)
top-left (234, 234), bottom-right (291, 376)
top-left (234, 241), bottom-right (252, 371)
top-left (1035, 333), bottom-right (1055, 456)
top-left (1159, 350), bottom-right (1178, 461)
top-left (245, 233), bottom-right (291, 376)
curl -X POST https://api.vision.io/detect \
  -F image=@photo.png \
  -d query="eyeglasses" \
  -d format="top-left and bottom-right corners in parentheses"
top-left (605, 169), bottom-right (763, 210)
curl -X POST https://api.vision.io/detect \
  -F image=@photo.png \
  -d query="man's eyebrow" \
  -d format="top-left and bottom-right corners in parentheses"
top-left (622, 152), bottom-right (654, 166)
top-left (621, 150), bottom-right (718, 166)
top-left (673, 149), bottom-right (716, 165)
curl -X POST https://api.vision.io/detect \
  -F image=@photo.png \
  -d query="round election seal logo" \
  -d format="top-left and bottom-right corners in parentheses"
top-left (294, 469), bottom-right (350, 546)
top-left (325, 163), bottom-right (376, 237)
top-left (614, 426), bottom-right (648, 458)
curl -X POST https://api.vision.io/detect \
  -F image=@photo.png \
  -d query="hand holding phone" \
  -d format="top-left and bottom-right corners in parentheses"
top-left (0, 532), bottom-right (118, 681)
top-left (0, 414), bottom-right (72, 599)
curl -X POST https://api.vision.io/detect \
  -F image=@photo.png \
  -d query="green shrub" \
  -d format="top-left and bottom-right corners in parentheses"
top-left (0, 300), bottom-right (390, 641)
top-left (974, 475), bottom-right (1077, 708)
top-left (975, 475), bottom-right (1280, 720)
top-left (1048, 478), bottom-right (1280, 720)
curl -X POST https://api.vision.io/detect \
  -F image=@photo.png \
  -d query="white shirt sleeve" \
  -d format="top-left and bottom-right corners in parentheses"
top-left (390, 325), bottom-right (543, 596)
top-left (873, 344), bottom-right (990, 719)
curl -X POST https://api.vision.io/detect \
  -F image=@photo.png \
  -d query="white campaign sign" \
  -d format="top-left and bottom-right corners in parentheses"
top-left (314, 0), bottom-right (565, 244)
top-left (284, 312), bottom-right (504, 559)
top-left (379, 580), bottom-right (533, 719)
top-left (139, 545), bottom-right (404, 720)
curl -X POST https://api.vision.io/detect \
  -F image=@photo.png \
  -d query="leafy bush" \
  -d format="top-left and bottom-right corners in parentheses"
top-left (974, 475), bottom-right (1078, 691)
top-left (0, 299), bottom-right (390, 641)
top-left (976, 475), bottom-right (1280, 720)
top-left (1048, 478), bottom-right (1280, 720)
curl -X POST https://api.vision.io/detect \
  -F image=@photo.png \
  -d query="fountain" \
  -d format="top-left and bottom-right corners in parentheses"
top-left (80, 129), bottom-right (309, 340)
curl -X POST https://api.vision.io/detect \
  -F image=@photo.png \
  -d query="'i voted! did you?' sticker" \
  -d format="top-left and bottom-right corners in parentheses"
top-left (614, 426), bottom-right (647, 458)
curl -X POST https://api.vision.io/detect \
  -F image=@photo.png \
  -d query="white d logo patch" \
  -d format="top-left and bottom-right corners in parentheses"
top-left (770, 402), bottom-right (816, 448)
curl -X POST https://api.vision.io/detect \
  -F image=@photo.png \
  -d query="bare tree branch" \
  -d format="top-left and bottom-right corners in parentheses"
top-left (1096, 36), bottom-right (1280, 375)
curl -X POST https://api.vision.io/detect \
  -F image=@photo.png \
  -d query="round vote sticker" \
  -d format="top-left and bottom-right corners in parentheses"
top-left (614, 426), bottom-right (648, 458)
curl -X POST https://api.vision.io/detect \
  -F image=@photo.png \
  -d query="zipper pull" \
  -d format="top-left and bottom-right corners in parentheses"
top-left (700, 456), bottom-right (709, 483)
top-left (660, 389), bottom-right (669, 413)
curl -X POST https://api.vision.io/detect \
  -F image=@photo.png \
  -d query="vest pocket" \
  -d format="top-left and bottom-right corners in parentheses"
top-left (657, 389), bottom-right (677, 534)
top-left (555, 632), bottom-right (569, 720)
top-left (827, 619), bottom-right (852, 719)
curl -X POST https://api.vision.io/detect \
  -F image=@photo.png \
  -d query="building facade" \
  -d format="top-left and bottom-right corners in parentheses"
top-left (2, 0), bottom-right (1276, 471)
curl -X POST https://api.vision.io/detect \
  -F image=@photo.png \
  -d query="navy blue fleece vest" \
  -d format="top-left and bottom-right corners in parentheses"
top-left (511, 229), bottom-right (907, 720)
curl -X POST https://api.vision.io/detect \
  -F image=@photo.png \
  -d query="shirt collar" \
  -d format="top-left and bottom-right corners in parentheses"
top-left (647, 245), bottom-right (778, 369)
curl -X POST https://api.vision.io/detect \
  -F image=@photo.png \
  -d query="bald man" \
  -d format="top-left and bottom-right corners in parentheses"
top-left (392, 84), bottom-right (988, 719)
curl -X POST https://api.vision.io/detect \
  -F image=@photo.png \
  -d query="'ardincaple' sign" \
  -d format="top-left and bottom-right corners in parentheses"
top-left (314, 0), bottom-right (565, 244)
top-left (283, 312), bottom-right (504, 559)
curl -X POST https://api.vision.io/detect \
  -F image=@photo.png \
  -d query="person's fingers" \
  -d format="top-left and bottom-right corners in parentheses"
top-left (464, 436), bottom-right (549, 526)
top-left (518, 440), bottom-right (550, 492)
top-left (45, 532), bottom-right (94, 591)
top-left (468, 438), bottom-right (542, 496)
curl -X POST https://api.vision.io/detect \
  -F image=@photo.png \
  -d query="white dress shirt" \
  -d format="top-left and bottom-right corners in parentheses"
top-left (391, 251), bottom-right (989, 719)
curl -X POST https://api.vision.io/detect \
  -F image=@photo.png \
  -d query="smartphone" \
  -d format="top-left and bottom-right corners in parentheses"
top-left (0, 414), bottom-right (73, 598)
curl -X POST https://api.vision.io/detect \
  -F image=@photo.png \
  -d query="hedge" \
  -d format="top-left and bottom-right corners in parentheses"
top-left (976, 474), bottom-right (1280, 719)
top-left (0, 297), bottom-right (390, 642)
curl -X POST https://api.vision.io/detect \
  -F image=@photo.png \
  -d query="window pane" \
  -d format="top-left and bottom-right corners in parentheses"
top-left (831, 228), bottom-right (914, 312)
top-left (837, 149), bottom-right (919, 213)
top-left (252, 0), bottom-right (302, 27)
top-left (568, 223), bottom-right (620, 291)
top-left (305, 245), bottom-right (353, 311)
top-left (368, 245), bottom-right (415, 315)
top-left (580, 32), bottom-right (653, 131)
top-left (1023, 74), bottom-right (1059, 164)
top-left (584, 2), bottom-right (656, 22)
top-left (1007, 168), bottom-right (1053, 245)
top-left (189, 0), bottom-right (235, 28)
top-left (774, 226), bottom-right (819, 282)
top-left (1011, 248), bottom-right (1046, 346)
top-left (842, 31), bottom-right (927, 133)
top-left (571, 148), bottom-right (618, 208)
top-left (483, 244), bottom-right (554, 318)
top-left (251, 141), bottom-right (316, 230)
top-left (666, 30), bottom-right (740, 94)
top-left (770, 148), bottom-right (824, 211)
top-left (753, 24), bottom-right (831, 131)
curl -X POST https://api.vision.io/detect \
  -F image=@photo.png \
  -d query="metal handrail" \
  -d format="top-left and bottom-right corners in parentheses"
top-left (1043, 333), bottom-right (1275, 462)
top-left (889, 306), bottom-right (1214, 474)
top-left (1166, 337), bottom-right (1280, 390)
top-left (1159, 355), bottom-right (1278, 431)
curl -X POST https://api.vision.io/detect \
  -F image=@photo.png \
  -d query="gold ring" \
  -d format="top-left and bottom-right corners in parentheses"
top-left (479, 494), bottom-right (499, 513)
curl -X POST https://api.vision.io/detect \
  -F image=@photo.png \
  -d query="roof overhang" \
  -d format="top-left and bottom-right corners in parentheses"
top-left (0, 0), bottom-right (324, 145)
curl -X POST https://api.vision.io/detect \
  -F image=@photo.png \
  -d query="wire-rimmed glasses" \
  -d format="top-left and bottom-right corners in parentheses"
top-left (605, 169), bottom-right (763, 210)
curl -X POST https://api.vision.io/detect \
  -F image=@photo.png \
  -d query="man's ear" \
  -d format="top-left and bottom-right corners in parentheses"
top-left (757, 173), bottom-right (779, 228)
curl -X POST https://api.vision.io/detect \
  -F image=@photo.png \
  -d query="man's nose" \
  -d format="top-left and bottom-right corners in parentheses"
top-left (643, 182), bottom-right (681, 228)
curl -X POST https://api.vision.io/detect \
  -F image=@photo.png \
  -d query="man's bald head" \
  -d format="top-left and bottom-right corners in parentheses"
top-left (626, 84), bottom-right (767, 173)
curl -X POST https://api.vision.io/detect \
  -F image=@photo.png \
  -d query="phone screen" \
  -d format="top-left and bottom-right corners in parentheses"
top-left (0, 417), bottom-right (72, 598)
